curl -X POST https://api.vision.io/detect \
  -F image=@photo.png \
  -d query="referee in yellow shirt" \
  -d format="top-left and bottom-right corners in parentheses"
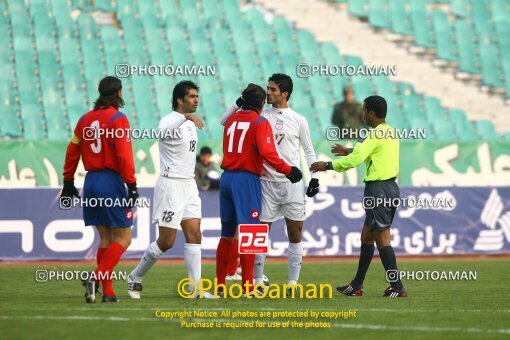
top-left (310, 95), bottom-right (407, 298)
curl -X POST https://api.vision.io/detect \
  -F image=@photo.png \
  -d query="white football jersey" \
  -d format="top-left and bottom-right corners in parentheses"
top-left (261, 107), bottom-right (318, 182)
top-left (157, 111), bottom-right (198, 179)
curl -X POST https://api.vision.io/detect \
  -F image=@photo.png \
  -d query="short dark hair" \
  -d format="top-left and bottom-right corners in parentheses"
top-left (200, 146), bottom-right (212, 155)
top-left (94, 76), bottom-right (124, 110)
top-left (364, 95), bottom-right (387, 118)
top-left (172, 80), bottom-right (199, 110)
top-left (268, 73), bottom-right (293, 100)
top-left (240, 83), bottom-right (266, 111)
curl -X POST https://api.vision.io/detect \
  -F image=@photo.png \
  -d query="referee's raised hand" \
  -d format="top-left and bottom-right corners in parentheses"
top-left (184, 113), bottom-right (205, 129)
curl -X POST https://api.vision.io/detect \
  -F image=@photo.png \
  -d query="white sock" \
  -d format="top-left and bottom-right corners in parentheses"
top-left (130, 241), bottom-right (164, 282)
top-left (254, 253), bottom-right (266, 283)
top-left (184, 243), bottom-right (201, 287)
top-left (288, 242), bottom-right (303, 283)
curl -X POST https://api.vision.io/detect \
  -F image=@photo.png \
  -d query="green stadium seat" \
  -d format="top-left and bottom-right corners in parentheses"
top-left (369, 0), bottom-right (390, 29)
top-left (411, 117), bottom-right (432, 132)
top-left (389, 0), bottom-right (412, 36)
top-left (138, 1), bottom-right (157, 18)
top-left (474, 120), bottom-right (498, 141)
top-left (33, 13), bottom-right (55, 38)
top-left (433, 119), bottom-right (456, 140)
top-left (479, 44), bottom-right (503, 88)
top-left (402, 94), bottom-right (425, 119)
top-left (451, 0), bottom-right (469, 17)
top-left (169, 40), bottom-right (192, 65)
top-left (77, 13), bottom-right (97, 40)
top-left (492, 0), bottom-right (510, 22)
top-left (21, 104), bottom-right (46, 140)
top-left (59, 38), bottom-right (81, 66)
top-left (454, 20), bottom-right (480, 74)
top-left (411, 11), bottom-right (434, 48)
top-left (0, 107), bottom-right (23, 138)
top-left (471, 0), bottom-right (492, 36)
top-left (202, 0), bottom-right (222, 20)
top-left (93, 0), bottom-right (114, 12)
top-left (431, 10), bottom-right (456, 62)
top-left (348, 0), bottom-right (369, 17)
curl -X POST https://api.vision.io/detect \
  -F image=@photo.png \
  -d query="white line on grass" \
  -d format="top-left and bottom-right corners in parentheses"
top-left (3, 307), bottom-right (509, 313)
top-left (0, 315), bottom-right (509, 334)
top-left (332, 323), bottom-right (510, 334)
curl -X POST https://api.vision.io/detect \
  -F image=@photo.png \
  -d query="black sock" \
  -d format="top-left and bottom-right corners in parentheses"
top-left (352, 244), bottom-right (375, 286)
top-left (379, 246), bottom-right (403, 290)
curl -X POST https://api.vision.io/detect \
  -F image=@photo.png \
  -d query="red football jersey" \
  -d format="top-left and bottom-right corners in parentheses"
top-left (221, 110), bottom-right (291, 177)
top-left (63, 106), bottom-right (136, 184)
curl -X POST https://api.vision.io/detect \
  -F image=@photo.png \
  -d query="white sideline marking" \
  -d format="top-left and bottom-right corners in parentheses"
top-left (0, 315), bottom-right (509, 334)
top-left (5, 306), bottom-right (509, 313)
top-left (332, 323), bottom-right (510, 334)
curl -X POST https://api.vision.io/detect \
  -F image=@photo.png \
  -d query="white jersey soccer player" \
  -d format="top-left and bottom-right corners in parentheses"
top-left (128, 81), bottom-right (217, 299)
top-left (221, 74), bottom-right (320, 293)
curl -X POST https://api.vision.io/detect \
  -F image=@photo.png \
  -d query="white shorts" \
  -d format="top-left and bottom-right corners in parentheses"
top-left (260, 179), bottom-right (306, 222)
top-left (152, 176), bottom-right (201, 229)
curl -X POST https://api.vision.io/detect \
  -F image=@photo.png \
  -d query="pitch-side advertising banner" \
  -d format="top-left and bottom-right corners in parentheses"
top-left (1, 187), bottom-right (508, 260)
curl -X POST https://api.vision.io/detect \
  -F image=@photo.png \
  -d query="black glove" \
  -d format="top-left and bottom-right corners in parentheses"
top-left (60, 180), bottom-right (80, 199)
top-left (235, 96), bottom-right (245, 107)
top-left (286, 166), bottom-right (303, 183)
top-left (306, 178), bottom-right (319, 197)
top-left (127, 182), bottom-right (139, 207)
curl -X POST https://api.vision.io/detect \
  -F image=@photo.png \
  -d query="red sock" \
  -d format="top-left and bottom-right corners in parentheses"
top-left (240, 254), bottom-right (255, 293)
top-left (216, 238), bottom-right (231, 286)
top-left (95, 242), bottom-right (125, 297)
top-left (227, 239), bottom-right (239, 276)
top-left (96, 247), bottom-right (107, 265)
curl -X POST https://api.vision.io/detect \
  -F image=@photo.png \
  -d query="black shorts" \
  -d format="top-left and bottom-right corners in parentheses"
top-left (363, 178), bottom-right (400, 231)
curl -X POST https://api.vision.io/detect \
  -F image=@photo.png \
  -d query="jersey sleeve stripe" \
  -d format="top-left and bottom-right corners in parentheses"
top-left (109, 112), bottom-right (125, 124)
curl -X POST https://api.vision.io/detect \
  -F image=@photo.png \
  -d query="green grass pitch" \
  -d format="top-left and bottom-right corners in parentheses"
top-left (1, 258), bottom-right (509, 340)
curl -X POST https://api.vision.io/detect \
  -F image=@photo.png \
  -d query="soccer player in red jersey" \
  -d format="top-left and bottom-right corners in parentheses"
top-left (216, 84), bottom-right (303, 295)
top-left (60, 76), bottom-right (139, 303)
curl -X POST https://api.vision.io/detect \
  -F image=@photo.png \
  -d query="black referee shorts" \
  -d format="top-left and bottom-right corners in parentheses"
top-left (363, 178), bottom-right (400, 231)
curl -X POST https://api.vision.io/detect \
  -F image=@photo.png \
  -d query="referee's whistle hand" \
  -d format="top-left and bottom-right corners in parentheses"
top-left (310, 161), bottom-right (327, 173)
top-left (331, 143), bottom-right (348, 156)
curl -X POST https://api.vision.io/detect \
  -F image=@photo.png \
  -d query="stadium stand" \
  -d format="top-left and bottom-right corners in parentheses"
top-left (0, 0), bottom-right (507, 142)
top-left (340, 0), bottom-right (510, 99)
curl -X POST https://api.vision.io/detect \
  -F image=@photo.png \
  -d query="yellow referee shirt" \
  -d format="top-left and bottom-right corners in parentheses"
top-left (332, 123), bottom-right (399, 182)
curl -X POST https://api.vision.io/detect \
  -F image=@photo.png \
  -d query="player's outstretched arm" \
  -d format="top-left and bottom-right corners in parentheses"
top-left (310, 137), bottom-right (377, 173)
top-left (184, 113), bottom-right (204, 129)
top-left (298, 118), bottom-right (320, 196)
top-left (219, 96), bottom-right (245, 126)
top-left (159, 112), bottom-right (204, 132)
top-left (62, 134), bottom-right (81, 182)
top-left (61, 135), bottom-right (81, 200)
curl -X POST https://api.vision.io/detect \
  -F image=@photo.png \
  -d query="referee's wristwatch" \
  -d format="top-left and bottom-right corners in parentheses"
top-left (325, 161), bottom-right (333, 170)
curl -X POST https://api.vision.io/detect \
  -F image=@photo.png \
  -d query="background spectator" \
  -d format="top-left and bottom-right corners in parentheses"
top-left (331, 86), bottom-right (364, 134)
top-left (195, 146), bottom-right (220, 190)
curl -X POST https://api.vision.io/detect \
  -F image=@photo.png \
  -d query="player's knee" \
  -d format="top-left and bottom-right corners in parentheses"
top-left (288, 232), bottom-right (302, 243)
top-left (188, 229), bottom-right (201, 244)
top-left (360, 234), bottom-right (374, 244)
top-left (158, 237), bottom-right (175, 252)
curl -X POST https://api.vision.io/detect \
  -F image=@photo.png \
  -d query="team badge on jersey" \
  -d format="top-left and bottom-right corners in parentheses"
top-left (251, 209), bottom-right (260, 220)
top-left (275, 119), bottom-right (283, 130)
top-left (126, 209), bottom-right (134, 221)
